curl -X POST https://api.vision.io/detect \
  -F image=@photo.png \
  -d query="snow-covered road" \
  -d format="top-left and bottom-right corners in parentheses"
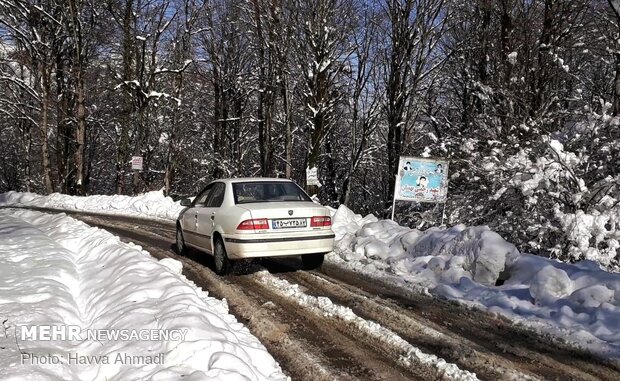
top-left (43, 208), bottom-right (620, 381)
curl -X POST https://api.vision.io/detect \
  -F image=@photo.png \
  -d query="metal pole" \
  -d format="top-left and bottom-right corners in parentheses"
top-left (391, 175), bottom-right (398, 221)
top-left (440, 202), bottom-right (446, 227)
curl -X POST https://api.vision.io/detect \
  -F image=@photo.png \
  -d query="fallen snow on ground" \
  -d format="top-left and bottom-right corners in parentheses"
top-left (255, 271), bottom-right (479, 381)
top-left (328, 205), bottom-right (620, 358)
top-left (0, 209), bottom-right (287, 381)
top-left (0, 190), bottom-right (184, 220)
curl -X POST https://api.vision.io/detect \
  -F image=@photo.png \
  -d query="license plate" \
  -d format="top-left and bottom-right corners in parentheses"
top-left (272, 218), bottom-right (307, 229)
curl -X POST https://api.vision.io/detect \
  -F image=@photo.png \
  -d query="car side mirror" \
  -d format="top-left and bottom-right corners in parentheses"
top-left (180, 198), bottom-right (191, 206)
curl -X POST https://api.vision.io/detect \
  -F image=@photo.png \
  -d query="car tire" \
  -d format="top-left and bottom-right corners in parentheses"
top-left (176, 224), bottom-right (187, 255)
top-left (214, 238), bottom-right (231, 275)
top-left (301, 253), bottom-right (324, 270)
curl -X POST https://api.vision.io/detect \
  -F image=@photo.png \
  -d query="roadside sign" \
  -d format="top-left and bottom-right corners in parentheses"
top-left (395, 157), bottom-right (449, 202)
top-left (306, 166), bottom-right (320, 187)
top-left (131, 156), bottom-right (143, 171)
top-left (391, 156), bottom-right (449, 224)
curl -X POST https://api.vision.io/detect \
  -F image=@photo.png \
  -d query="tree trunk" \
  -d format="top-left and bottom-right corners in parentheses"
top-left (253, 0), bottom-right (273, 177)
top-left (323, 129), bottom-right (337, 203)
top-left (212, 65), bottom-right (225, 179)
top-left (70, 0), bottom-right (87, 195)
top-left (21, 61), bottom-right (32, 192)
top-left (39, 62), bottom-right (54, 194)
top-left (281, 72), bottom-right (293, 179)
top-left (74, 68), bottom-right (86, 195)
top-left (614, 52), bottom-right (620, 116)
top-left (55, 54), bottom-right (72, 194)
top-left (132, 107), bottom-right (147, 194)
top-left (385, 0), bottom-right (412, 206)
top-left (23, 119), bottom-right (32, 193)
top-left (533, 0), bottom-right (554, 114)
top-left (116, 0), bottom-right (134, 194)
top-left (610, 0), bottom-right (620, 115)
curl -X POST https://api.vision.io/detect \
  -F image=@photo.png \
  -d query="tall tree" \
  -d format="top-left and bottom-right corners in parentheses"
top-left (293, 0), bottom-right (353, 188)
top-left (609, 0), bottom-right (620, 115)
top-left (382, 0), bottom-right (447, 207)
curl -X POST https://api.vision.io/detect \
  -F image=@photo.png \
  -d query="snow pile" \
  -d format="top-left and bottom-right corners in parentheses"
top-left (331, 204), bottom-right (378, 250)
top-left (0, 190), bottom-right (184, 220)
top-left (0, 209), bottom-right (287, 381)
top-left (328, 205), bottom-right (620, 357)
top-left (331, 205), bottom-right (519, 287)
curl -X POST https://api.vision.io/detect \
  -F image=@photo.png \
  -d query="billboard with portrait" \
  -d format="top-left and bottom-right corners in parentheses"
top-left (395, 157), bottom-right (449, 203)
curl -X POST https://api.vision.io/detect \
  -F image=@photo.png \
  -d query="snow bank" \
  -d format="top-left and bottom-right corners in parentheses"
top-left (331, 205), bottom-right (519, 287)
top-left (328, 205), bottom-right (620, 357)
top-left (0, 190), bottom-right (184, 220)
top-left (0, 209), bottom-right (287, 380)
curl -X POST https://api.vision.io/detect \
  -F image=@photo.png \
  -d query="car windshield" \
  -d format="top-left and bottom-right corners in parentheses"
top-left (233, 181), bottom-right (311, 204)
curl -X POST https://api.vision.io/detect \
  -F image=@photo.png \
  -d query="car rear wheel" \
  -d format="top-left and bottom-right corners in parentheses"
top-left (176, 224), bottom-right (187, 255)
top-left (301, 253), bottom-right (324, 270)
top-left (214, 239), bottom-right (231, 275)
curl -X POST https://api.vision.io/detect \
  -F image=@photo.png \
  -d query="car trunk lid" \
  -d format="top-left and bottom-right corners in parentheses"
top-left (238, 202), bottom-right (330, 233)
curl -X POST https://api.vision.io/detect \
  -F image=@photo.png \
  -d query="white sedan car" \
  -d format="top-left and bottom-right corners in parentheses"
top-left (176, 178), bottom-right (335, 274)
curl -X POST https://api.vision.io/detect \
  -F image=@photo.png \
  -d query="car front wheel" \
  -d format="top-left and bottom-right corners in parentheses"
top-left (301, 253), bottom-right (324, 270)
top-left (176, 224), bottom-right (187, 255)
top-left (213, 238), bottom-right (231, 275)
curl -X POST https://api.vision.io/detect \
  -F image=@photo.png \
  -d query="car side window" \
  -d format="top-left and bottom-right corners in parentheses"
top-left (206, 183), bottom-right (225, 208)
top-left (193, 184), bottom-right (214, 207)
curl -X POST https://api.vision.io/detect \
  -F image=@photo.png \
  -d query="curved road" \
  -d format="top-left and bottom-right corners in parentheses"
top-left (18, 208), bottom-right (620, 381)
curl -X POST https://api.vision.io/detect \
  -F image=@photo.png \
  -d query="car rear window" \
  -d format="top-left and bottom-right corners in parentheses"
top-left (232, 181), bottom-right (311, 204)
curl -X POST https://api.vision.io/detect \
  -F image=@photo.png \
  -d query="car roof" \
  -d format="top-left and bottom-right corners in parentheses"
top-left (216, 177), bottom-right (295, 184)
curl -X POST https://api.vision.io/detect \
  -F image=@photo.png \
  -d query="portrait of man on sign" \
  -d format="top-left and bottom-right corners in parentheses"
top-left (416, 176), bottom-right (428, 189)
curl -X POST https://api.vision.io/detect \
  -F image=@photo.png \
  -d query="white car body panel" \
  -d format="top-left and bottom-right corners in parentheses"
top-left (178, 178), bottom-right (335, 259)
top-left (222, 231), bottom-right (334, 259)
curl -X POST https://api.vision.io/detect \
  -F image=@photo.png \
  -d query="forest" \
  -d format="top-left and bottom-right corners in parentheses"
top-left (1, 0), bottom-right (620, 267)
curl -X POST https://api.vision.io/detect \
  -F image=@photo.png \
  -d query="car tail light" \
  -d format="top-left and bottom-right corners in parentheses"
top-left (311, 216), bottom-right (331, 227)
top-left (237, 219), bottom-right (269, 230)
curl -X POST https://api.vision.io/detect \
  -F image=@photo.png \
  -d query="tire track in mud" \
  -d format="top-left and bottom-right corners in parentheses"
top-left (273, 270), bottom-right (537, 381)
top-left (72, 214), bottom-right (437, 380)
top-left (275, 270), bottom-right (620, 381)
top-left (27, 209), bottom-right (620, 381)
top-left (316, 264), bottom-right (620, 381)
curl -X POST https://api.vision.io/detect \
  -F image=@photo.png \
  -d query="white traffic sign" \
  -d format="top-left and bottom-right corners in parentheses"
top-left (306, 166), bottom-right (320, 186)
top-left (131, 156), bottom-right (143, 171)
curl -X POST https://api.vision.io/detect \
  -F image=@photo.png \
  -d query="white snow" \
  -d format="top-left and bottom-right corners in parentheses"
top-left (507, 51), bottom-right (518, 65)
top-left (328, 205), bottom-right (620, 358)
top-left (0, 209), bottom-right (287, 381)
top-left (555, 206), bottom-right (620, 268)
top-left (0, 190), bottom-right (184, 221)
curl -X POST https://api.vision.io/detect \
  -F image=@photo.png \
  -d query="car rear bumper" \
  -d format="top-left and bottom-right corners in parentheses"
top-left (222, 232), bottom-right (335, 259)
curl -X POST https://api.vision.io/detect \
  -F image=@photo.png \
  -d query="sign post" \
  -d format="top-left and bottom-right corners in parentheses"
top-left (392, 156), bottom-right (449, 225)
top-left (391, 175), bottom-right (398, 221)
